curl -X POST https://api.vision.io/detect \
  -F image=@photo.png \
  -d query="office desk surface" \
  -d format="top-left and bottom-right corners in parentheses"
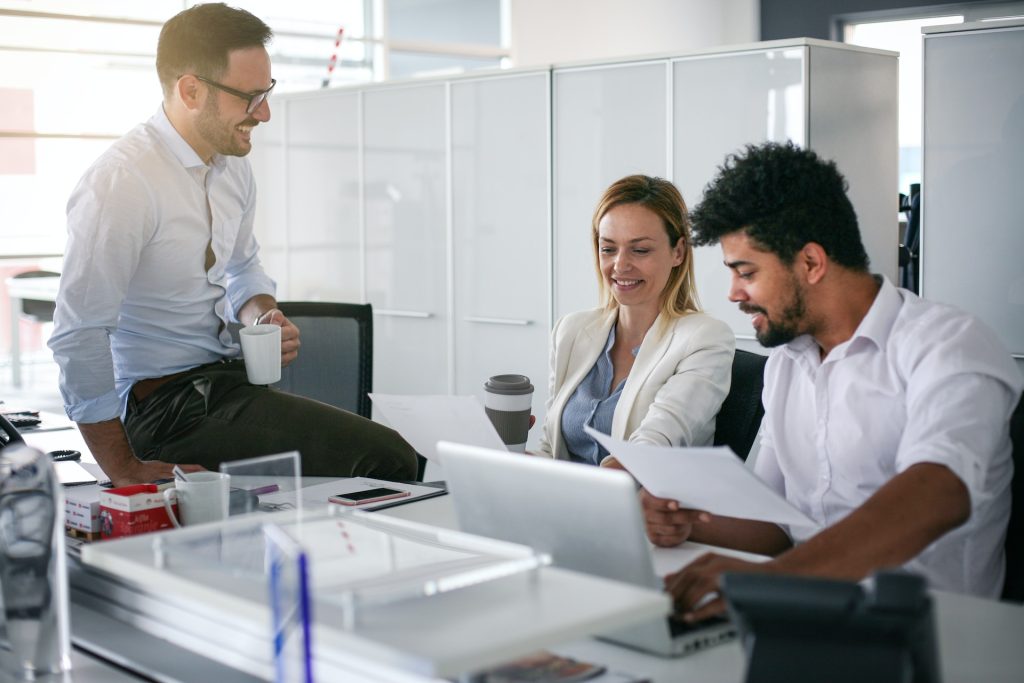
top-left (23, 424), bottom-right (1024, 683)
top-left (376, 492), bottom-right (1024, 683)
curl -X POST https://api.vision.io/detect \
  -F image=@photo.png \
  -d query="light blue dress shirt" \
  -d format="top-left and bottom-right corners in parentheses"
top-left (49, 106), bottom-right (275, 424)
top-left (561, 325), bottom-right (639, 465)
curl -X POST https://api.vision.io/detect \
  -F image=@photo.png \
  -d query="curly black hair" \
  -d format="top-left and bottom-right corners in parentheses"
top-left (690, 141), bottom-right (870, 270)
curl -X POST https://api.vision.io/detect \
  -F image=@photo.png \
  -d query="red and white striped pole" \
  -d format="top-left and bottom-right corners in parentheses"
top-left (322, 26), bottom-right (345, 88)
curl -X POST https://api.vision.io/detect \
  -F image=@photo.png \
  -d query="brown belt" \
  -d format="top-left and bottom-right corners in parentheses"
top-left (130, 370), bottom-right (192, 403)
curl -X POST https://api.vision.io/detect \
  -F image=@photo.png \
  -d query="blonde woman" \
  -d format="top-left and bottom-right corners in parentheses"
top-left (537, 175), bottom-right (734, 474)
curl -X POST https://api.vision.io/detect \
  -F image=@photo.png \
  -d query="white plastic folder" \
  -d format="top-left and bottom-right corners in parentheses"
top-left (584, 427), bottom-right (818, 529)
top-left (369, 394), bottom-right (506, 462)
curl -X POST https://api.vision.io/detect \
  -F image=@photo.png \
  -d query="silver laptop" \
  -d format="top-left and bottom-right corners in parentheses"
top-left (436, 441), bottom-right (735, 657)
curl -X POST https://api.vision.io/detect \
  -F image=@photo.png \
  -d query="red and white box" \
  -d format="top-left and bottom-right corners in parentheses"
top-left (99, 484), bottom-right (177, 539)
top-left (64, 486), bottom-right (102, 533)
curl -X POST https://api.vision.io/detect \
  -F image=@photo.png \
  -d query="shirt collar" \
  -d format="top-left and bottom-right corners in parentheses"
top-left (148, 105), bottom-right (226, 172)
top-left (603, 318), bottom-right (642, 359)
top-left (847, 275), bottom-right (902, 351)
top-left (780, 275), bottom-right (902, 363)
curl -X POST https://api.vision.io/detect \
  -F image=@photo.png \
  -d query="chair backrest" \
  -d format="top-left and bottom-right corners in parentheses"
top-left (12, 270), bottom-right (59, 322)
top-left (713, 349), bottom-right (768, 461)
top-left (1002, 395), bottom-right (1024, 602)
top-left (274, 302), bottom-right (373, 418)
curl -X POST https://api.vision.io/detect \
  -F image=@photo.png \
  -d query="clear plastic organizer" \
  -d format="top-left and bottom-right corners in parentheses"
top-left (78, 505), bottom-right (668, 681)
top-left (83, 505), bottom-right (549, 621)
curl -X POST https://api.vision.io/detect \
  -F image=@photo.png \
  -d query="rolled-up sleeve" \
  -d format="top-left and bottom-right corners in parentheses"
top-left (223, 179), bottom-right (275, 321)
top-left (896, 318), bottom-right (1022, 509)
top-left (49, 164), bottom-right (153, 423)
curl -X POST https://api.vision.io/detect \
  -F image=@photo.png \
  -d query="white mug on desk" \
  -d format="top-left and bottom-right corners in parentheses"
top-left (162, 472), bottom-right (230, 527)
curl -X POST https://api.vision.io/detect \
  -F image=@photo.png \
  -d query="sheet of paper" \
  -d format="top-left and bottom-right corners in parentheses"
top-left (584, 427), bottom-right (818, 529)
top-left (369, 394), bottom-right (507, 462)
top-left (258, 477), bottom-right (445, 512)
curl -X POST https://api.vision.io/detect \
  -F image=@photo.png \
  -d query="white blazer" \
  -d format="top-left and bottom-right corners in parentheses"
top-left (537, 308), bottom-right (735, 461)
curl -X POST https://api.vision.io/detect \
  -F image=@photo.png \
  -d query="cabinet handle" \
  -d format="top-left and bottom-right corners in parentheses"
top-left (464, 316), bottom-right (532, 326)
top-left (374, 309), bottom-right (433, 319)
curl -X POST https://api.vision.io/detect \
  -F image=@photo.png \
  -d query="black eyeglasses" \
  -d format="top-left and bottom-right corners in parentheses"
top-left (194, 75), bottom-right (276, 114)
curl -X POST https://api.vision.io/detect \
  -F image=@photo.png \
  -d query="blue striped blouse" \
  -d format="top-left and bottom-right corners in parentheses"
top-left (561, 325), bottom-right (639, 465)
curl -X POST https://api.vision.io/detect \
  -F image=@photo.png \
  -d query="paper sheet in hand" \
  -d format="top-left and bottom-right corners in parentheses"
top-left (369, 394), bottom-right (507, 462)
top-left (584, 427), bottom-right (818, 529)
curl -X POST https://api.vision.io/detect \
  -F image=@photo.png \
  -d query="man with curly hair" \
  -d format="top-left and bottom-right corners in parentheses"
top-left (650, 142), bottom-right (1022, 622)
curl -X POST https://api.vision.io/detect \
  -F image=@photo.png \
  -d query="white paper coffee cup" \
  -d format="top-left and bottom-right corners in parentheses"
top-left (239, 323), bottom-right (282, 385)
top-left (484, 374), bottom-right (533, 452)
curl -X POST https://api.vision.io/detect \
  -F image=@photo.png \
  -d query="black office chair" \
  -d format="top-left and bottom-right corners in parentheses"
top-left (274, 302), bottom-right (373, 419)
top-left (713, 349), bottom-right (768, 461)
top-left (11, 269), bottom-right (59, 322)
top-left (1002, 395), bottom-right (1024, 602)
top-left (898, 186), bottom-right (921, 294)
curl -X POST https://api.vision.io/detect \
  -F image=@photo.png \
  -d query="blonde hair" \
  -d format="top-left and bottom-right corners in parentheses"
top-left (591, 175), bottom-right (701, 320)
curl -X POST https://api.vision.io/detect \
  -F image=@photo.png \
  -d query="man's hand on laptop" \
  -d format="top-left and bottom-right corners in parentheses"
top-left (640, 488), bottom-right (711, 547)
top-left (665, 552), bottom-right (774, 622)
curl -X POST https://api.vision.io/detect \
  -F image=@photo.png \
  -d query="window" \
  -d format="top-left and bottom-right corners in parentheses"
top-left (0, 1), bottom-right (507, 259)
top-left (842, 15), bottom-right (963, 195)
top-left (839, 2), bottom-right (1024, 195)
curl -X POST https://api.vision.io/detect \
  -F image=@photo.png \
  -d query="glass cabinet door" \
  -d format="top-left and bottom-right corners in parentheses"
top-left (364, 83), bottom-right (449, 395)
top-left (451, 72), bottom-right (551, 444)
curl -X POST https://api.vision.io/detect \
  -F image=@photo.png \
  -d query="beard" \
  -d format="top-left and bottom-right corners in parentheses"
top-left (740, 279), bottom-right (806, 348)
top-left (196, 95), bottom-right (256, 158)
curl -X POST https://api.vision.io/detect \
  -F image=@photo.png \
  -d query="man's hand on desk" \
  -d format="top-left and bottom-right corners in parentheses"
top-left (640, 488), bottom-right (711, 547)
top-left (111, 460), bottom-right (205, 488)
top-left (77, 418), bottom-right (205, 487)
top-left (665, 553), bottom-right (776, 623)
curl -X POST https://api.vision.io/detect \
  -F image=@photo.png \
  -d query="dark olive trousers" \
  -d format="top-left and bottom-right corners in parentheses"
top-left (124, 360), bottom-right (417, 481)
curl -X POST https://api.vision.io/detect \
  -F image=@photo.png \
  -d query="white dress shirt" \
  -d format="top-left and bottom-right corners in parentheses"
top-left (49, 106), bottom-right (275, 424)
top-left (754, 277), bottom-right (1023, 597)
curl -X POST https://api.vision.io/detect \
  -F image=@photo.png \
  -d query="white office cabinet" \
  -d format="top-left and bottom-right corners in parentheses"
top-left (553, 62), bottom-right (669, 320)
top-left (283, 92), bottom-right (362, 303)
top-left (363, 84), bottom-right (449, 394)
top-left (922, 20), bottom-right (1024, 358)
top-left (671, 42), bottom-right (897, 342)
top-left (450, 73), bottom-right (551, 437)
top-left (806, 46), bottom-right (897, 291)
top-left (250, 109), bottom-right (287, 295)
top-left (252, 38), bottom-right (896, 412)
top-left (673, 47), bottom-right (805, 339)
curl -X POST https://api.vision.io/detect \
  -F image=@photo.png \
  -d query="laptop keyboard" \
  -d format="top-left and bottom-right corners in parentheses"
top-left (667, 613), bottom-right (730, 637)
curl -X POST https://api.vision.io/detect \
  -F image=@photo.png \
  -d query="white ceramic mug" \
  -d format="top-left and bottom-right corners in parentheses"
top-left (162, 472), bottom-right (231, 527)
top-left (239, 323), bottom-right (282, 385)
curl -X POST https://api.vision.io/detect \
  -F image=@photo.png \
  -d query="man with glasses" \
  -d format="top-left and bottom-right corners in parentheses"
top-left (49, 3), bottom-right (417, 487)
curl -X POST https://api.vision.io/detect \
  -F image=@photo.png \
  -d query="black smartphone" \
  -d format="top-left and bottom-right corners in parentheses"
top-left (328, 487), bottom-right (411, 506)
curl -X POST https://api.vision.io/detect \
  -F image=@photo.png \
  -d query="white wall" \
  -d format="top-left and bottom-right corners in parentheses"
top-left (510, 0), bottom-right (760, 66)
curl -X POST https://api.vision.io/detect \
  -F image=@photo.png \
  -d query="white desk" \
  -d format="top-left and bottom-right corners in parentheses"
top-left (20, 426), bottom-right (1024, 683)
top-left (378, 494), bottom-right (1024, 683)
top-left (5, 274), bottom-right (60, 388)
